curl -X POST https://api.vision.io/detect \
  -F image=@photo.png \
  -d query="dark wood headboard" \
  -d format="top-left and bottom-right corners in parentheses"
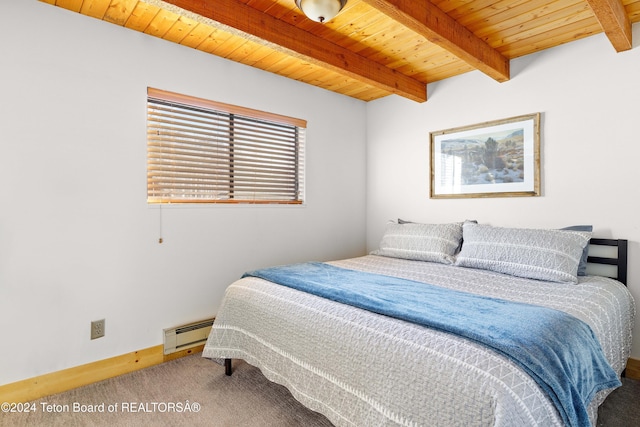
top-left (587, 238), bottom-right (628, 285)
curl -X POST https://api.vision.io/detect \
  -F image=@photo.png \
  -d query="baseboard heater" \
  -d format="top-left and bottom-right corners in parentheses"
top-left (163, 317), bottom-right (214, 355)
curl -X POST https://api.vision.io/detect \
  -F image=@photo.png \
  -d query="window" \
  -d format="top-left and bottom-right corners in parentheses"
top-left (147, 88), bottom-right (306, 204)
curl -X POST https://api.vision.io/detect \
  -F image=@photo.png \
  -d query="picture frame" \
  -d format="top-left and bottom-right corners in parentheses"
top-left (430, 113), bottom-right (541, 199)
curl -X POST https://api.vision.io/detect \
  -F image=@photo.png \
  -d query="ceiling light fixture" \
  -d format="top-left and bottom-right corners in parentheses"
top-left (295, 0), bottom-right (347, 23)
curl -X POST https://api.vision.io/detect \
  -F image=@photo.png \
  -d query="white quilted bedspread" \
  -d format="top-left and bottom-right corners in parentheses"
top-left (203, 255), bottom-right (635, 427)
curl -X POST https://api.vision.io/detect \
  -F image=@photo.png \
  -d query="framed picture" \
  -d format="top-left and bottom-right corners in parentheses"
top-left (430, 113), bottom-right (541, 199)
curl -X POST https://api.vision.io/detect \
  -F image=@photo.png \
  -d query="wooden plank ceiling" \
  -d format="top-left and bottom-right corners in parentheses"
top-left (41, 0), bottom-right (639, 102)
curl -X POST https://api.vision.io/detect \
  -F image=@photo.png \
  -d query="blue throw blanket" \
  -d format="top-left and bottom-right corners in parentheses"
top-left (243, 262), bottom-right (621, 427)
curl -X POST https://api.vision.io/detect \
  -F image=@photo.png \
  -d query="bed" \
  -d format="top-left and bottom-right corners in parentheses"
top-left (203, 222), bottom-right (634, 427)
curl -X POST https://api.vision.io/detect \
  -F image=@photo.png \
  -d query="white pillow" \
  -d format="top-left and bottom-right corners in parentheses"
top-left (455, 223), bottom-right (591, 283)
top-left (371, 222), bottom-right (463, 264)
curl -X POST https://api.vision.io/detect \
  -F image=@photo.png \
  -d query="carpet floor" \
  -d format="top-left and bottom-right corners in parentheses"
top-left (3, 354), bottom-right (639, 426)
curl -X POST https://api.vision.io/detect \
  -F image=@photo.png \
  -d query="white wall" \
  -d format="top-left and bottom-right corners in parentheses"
top-left (366, 24), bottom-right (640, 357)
top-left (0, 0), bottom-right (367, 385)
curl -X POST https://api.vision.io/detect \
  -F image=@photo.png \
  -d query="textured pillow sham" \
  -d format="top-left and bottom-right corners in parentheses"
top-left (455, 223), bottom-right (592, 284)
top-left (398, 218), bottom-right (477, 253)
top-left (560, 225), bottom-right (593, 276)
top-left (371, 222), bottom-right (463, 264)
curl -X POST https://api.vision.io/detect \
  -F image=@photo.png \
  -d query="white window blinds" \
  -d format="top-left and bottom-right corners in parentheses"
top-left (147, 88), bottom-right (306, 204)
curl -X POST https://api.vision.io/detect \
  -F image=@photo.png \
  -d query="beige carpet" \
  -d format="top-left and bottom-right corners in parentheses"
top-left (3, 354), bottom-right (639, 426)
top-left (4, 355), bottom-right (332, 427)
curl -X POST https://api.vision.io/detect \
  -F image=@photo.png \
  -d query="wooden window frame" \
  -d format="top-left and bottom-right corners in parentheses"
top-left (147, 88), bottom-right (306, 205)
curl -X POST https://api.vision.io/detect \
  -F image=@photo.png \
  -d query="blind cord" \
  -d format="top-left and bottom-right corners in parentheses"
top-left (158, 205), bottom-right (164, 244)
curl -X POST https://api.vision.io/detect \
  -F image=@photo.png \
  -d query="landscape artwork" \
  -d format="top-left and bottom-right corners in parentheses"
top-left (430, 113), bottom-right (540, 199)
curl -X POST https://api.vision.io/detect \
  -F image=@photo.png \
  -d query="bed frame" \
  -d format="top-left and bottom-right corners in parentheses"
top-left (587, 238), bottom-right (628, 285)
top-left (223, 238), bottom-right (629, 376)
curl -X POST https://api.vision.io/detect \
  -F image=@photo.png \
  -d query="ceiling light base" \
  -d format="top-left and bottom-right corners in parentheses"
top-left (295, 0), bottom-right (348, 23)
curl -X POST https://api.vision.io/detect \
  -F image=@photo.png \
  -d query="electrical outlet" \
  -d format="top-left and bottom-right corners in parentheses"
top-left (91, 319), bottom-right (105, 340)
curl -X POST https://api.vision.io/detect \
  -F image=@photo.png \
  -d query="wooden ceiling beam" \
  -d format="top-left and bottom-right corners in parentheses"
top-left (362, 0), bottom-right (510, 83)
top-left (158, 0), bottom-right (427, 102)
top-left (584, 0), bottom-right (633, 51)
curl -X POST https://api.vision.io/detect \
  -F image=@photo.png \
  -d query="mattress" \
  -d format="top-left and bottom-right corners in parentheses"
top-left (203, 255), bottom-right (634, 426)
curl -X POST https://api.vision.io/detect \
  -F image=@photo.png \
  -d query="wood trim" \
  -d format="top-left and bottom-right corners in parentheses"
top-left (625, 357), bottom-right (640, 380)
top-left (0, 344), bottom-right (204, 404)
